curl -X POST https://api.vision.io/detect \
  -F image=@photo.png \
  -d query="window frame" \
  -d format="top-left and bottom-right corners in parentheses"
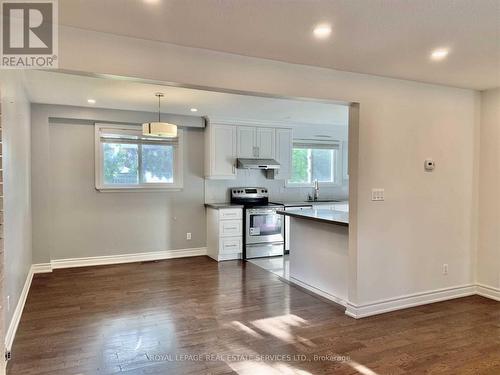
top-left (286, 139), bottom-right (343, 188)
top-left (95, 123), bottom-right (184, 192)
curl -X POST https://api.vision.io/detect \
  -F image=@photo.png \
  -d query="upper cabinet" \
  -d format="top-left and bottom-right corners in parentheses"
top-left (205, 123), bottom-right (237, 179)
top-left (256, 127), bottom-right (276, 159)
top-left (236, 126), bottom-right (257, 158)
top-left (237, 126), bottom-right (276, 159)
top-left (273, 128), bottom-right (293, 180)
top-left (205, 120), bottom-right (292, 180)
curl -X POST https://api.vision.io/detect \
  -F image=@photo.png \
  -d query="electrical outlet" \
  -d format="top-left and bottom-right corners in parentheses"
top-left (186, 232), bottom-right (192, 240)
top-left (371, 188), bottom-right (385, 201)
top-left (6, 295), bottom-right (10, 312)
top-left (443, 264), bottom-right (449, 275)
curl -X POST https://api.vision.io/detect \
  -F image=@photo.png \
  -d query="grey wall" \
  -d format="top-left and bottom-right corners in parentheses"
top-left (2, 76), bottom-right (32, 330)
top-left (31, 104), bottom-right (205, 263)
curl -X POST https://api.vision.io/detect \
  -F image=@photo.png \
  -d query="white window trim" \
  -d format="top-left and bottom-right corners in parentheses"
top-left (95, 123), bottom-right (184, 192)
top-left (286, 139), bottom-right (343, 188)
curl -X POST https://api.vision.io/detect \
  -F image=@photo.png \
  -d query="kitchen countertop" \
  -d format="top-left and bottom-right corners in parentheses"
top-left (205, 203), bottom-right (244, 209)
top-left (271, 200), bottom-right (347, 207)
top-left (277, 208), bottom-right (349, 226)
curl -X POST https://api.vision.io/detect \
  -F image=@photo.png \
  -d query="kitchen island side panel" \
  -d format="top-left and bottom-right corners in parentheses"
top-left (289, 217), bottom-right (349, 304)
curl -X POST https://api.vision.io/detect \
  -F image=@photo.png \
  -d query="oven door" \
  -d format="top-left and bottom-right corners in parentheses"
top-left (246, 208), bottom-right (284, 245)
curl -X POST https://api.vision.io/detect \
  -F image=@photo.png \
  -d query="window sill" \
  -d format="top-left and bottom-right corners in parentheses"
top-left (96, 186), bottom-right (183, 193)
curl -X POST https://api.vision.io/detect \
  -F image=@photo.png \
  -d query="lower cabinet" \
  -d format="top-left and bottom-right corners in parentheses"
top-left (207, 207), bottom-right (243, 261)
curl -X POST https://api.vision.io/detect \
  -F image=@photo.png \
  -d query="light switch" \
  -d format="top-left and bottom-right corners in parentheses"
top-left (371, 188), bottom-right (384, 201)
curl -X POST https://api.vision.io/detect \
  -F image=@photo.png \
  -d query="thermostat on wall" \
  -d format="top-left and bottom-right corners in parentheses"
top-left (424, 159), bottom-right (435, 171)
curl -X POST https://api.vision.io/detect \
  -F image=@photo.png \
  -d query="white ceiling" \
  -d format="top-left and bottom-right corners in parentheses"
top-left (22, 71), bottom-right (349, 125)
top-left (58, 0), bottom-right (500, 90)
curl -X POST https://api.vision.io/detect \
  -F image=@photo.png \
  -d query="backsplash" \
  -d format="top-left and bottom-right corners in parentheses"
top-left (204, 168), bottom-right (349, 203)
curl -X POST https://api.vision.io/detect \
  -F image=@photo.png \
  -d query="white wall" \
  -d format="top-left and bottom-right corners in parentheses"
top-left (1, 75), bottom-right (32, 332)
top-left (56, 26), bottom-right (480, 306)
top-left (477, 88), bottom-right (500, 290)
top-left (31, 104), bottom-right (206, 263)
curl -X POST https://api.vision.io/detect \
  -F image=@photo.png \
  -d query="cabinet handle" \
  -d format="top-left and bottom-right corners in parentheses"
top-left (232, 164), bottom-right (236, 174)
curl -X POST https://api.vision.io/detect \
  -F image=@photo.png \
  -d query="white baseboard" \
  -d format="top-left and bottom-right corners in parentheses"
top-left (32, 247), bottom-right (207, 272)
top-left (289, 276), bottom-right (347, 307)
top-left (345, 284), bottom-right (476, 319)
top-left (31, 263), bottom-right (52, 273)
top-left (476, 283), bottom-right (500, 301)
top-left (5, 265), bottom-right (35, 351)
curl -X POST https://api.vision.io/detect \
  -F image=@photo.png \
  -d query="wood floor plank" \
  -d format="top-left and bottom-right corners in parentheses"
top-left (7, 256), bottom-right (500, 374)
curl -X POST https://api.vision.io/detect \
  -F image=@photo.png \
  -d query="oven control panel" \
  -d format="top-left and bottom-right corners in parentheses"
top-left (231, 187), bottom-right (268, 199)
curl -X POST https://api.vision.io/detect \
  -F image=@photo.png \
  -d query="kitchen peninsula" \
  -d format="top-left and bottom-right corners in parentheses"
top-left (278, 208), bottom-right (349, 306)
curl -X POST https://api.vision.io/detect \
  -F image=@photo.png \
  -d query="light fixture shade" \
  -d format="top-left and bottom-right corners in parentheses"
top-left (142, 122), bottom-right (178, 138)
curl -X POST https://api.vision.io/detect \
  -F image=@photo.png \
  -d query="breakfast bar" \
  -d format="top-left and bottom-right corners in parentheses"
top-left (277, 208), bottom-right (349, 306)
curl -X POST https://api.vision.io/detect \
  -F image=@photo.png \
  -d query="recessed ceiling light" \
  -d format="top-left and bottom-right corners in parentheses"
top-left (430, 48), bottom-right (449, 61)
top-left (87, 99), bottom-right (96, 104)
top-left (190, 108), bottom-right (198, 112)
top-left (313, 24), bottom-right (332, 39)
top-left (143, 0), bottom-right (160, 4)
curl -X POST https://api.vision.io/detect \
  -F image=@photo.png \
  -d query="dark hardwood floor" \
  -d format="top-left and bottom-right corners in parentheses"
top-left (7, 256), bottom-right (500, 374)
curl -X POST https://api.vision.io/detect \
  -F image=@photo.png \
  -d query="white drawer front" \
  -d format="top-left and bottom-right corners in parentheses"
top-left (220, 208), bottom-right (242, 220)
top-left (219, 220), bottom-right (242, 237)
top-left (220, 237), bottom-right (242, 254)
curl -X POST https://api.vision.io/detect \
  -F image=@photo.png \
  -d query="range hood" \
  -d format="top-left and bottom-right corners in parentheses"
top-left (237, 158), bottom-right (280, 170)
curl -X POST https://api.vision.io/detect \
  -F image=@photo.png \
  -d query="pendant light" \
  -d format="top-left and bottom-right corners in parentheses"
top-left (142, 93), bottom-right (177, 138)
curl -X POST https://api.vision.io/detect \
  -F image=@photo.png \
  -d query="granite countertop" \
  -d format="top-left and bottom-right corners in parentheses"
top-left (271, 200), bottom-right (348, 207)
top-left (205, 203), bottom-right (244, 209)
top-left (277, 208), bottom-right (349, 226)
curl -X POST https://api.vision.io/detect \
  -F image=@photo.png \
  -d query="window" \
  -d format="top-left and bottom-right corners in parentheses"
top-left (95, 124), bottom-right (183, 191)
top-left (288, 141), bottom-right (341, 186)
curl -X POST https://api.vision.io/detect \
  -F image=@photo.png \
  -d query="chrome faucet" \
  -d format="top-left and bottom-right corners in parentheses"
top-left (313, 179), bottom-right (320, 201)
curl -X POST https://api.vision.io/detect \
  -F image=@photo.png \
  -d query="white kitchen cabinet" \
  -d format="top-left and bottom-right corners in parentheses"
top-left (207, 207), bottom-right (243, 261)
top-left (273, 128), bottom-right (293, 180)
top-left (219, 220), bottom-right (242, 237)
top-left (236, 126), bottom-right (275, 159)
top-left (256, 127), bottom-right (276, 158)
top-left (205, 123), bottom-right (237, 179)
top-left (237, 126), bottom-right (257, 158)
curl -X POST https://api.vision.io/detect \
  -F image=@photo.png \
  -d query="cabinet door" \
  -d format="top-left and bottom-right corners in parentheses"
top-left (256, 128), bottom-right (275, 158)
top-left (274, 128), bottom-right (293, 180)
top-left (237, 126), bottom-right (257, 158)
top-left (211, 124), bottom-right (237, 178)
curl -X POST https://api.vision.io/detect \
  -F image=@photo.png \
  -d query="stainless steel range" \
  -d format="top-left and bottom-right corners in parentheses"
top-left (230, 187), bottom-right (284, 259)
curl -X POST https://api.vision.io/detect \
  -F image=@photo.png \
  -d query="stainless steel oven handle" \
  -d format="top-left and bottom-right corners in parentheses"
top-left (246, 242), bottom-right (283, 247)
